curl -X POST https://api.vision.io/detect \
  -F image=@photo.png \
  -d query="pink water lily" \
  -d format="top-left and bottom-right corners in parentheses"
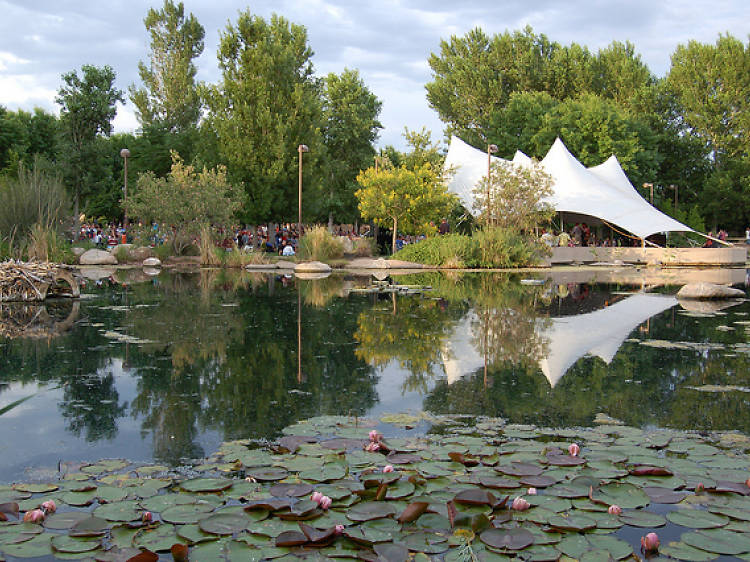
top-left (319, 495), bottom-right (332, 510)
top-left (41, 500), bottom-right (56, 514)
top-left (641, 532), bottom-right (660, 553)
top-left (334, 524), bottom-right (345, 535)
top-left (311, 491), bottom-right (323, 503)
top-left (511, 497), bottom-right (530, 511)
top-left (568, 443), bottom-right (580, 457)
top-left (23, 509), bottom-right (45, 523)
top-left (369, 430), bottom-right (382, 442)
top-left (383, 465), bottom-right (394, 473)
top-left (365, 442), bottom-right (380, 452)
top-left (695, 482), bottom-right (705, 493)
top-left (142, 511), bottom-right (152, 523)
top-left (608, 505), bottom-right (622, 515)
top-left (527, 487), bottom-right (537, 495)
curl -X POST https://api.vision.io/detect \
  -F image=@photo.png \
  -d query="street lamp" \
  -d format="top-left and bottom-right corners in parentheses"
top-left (487, 144), bottom-right (498, 226)
top-left (120, 148), bottom-right (131, 229)
top-left (670, 184), bottom-right (678, 210)
top-left (298, 144), bottom-right (309, 239)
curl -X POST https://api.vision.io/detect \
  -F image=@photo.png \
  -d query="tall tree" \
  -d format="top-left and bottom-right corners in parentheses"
top-left (129, 0), bottom-right (205, 131)
top-left (56, 65), bottom-right (124, 221)
top-left (204, 10), bottom-right (322, 223)
top-left (319, 69), bottom-right (382, 226)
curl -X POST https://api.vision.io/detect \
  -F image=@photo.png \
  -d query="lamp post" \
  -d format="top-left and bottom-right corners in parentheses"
top-left (120, 148), bottom-right (131, 229)
top-left (487, 144), bottom-right (498, 226)
top-left (298, 144), bottom-right (309, 239)
top-left (670, 184), bottom-right (678, 210)
top-left (642, 182), bottom-right (653, 204)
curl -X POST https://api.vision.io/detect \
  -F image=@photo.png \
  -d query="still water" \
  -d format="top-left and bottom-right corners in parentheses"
top-left (1, 268), bottom-right (749, 483)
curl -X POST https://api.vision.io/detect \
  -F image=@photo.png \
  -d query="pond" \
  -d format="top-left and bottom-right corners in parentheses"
top-left (1, 268), bottom-right (749, 484)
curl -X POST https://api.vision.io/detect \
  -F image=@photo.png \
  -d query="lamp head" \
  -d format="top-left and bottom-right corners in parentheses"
top-left (298, 144), bottom-right (309, 153)
top-left (488, 144), bottom-right (498, 154)
top-left (120, 148), bottom-right (131, 159)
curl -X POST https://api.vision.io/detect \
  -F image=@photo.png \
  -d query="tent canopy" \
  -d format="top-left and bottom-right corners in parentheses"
top-left (443, 136), bottom-right (693, 240)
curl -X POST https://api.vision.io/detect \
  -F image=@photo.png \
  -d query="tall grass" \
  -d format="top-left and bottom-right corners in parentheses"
top-left (199, 224), bottom-right (222, 266)
top-left (297, 226), bottom-right (344, 261)
top-left (26, 223), bottom-right (75, 263)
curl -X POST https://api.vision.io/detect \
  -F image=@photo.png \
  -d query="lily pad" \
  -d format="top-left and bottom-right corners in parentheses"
top-left (94, 500), bottom-right (142, 522)
top-left (269, 483), bottom-right (313, 497)
top-left (133, 523), bottom-right (184, 552)
top-left (617, 510), bottom-right (667, 528)
top-left (347, 502), bottom-right (397, 522)
top-left (667, 508), bottom-right (729, 529)
top-left (682, 528), bottom-right (750, 555)
top-left (161, 502), bottom-right (216, 524)
top-left (181, 478), bottom-right (234, 493)
top-left (661, 541), bottom-right (716, 561)
top-left (479, 528), bottom-right (534, 550)
top-left (0, 533), bottom-right (53, 558)
top-left (50, 535), bottom-right (101, 554)
top-left (199, 512), bottom-right (250, 535)
top-left (591, 482), bottom-right (649, 509)
top-left (44, 511), bottom-right (92, 530)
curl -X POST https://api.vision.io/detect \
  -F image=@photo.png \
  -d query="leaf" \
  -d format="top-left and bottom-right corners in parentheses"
top-left (126, 549), bottom-right (159, 562)
top-left (50, 534), bottom-right (101, 554)
top-left (629, 465), bottom-right (673, 476)
top-left (69, 515), bottom-right (109, 537)
top-left (171, 543), bottom-right (189, 562)
top-left (347, 502), bottom-right (397, 522)
top-left (497, 462), bottom-right (543, 477)
top-left (454, 489), bottom-right (496, 506)
top-left (269, 483), bottom-right (313, 497)
top-left (667, 509), bottom-right (729, 529)
top-left (161, 502), bottom-right (215, 524)
top-left (199, 513), bottom-right (250, 535)
top-left (44, 511), bottom-right (92, 530)
top-left (397, 501), bottom-right (429, 523)
top-left (180, 478), bottom-right (234, 493)
top-left (591, 482), bottom-right (649, 509)
top-left (682, 529), bottom-right (750, 555)
top-left (275, 530), bottom-right (308, 547)
top-left (374, 542), bottom-right (410, 561)
top-left (133, 524), bottom-right (185, 553)
top-left (479, 528), bottom-right (534, 550)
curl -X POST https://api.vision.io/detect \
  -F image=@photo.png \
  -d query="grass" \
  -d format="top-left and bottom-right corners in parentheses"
top-left (297, 226), bottom-right (344, 262)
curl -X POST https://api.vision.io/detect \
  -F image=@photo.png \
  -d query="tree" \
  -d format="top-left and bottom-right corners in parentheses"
top-left (475, 159), bottom-right (554, 231)
top-left (319, 69), bottom-right (382, 225)
top-left (204, 10), bottom-right (322, 222)
top-left (56, 65), bottom-right (124, 221)
top-left (129, 0), bottom-right (205, 131)
top-left (124, 153), bottom-right (241, 254)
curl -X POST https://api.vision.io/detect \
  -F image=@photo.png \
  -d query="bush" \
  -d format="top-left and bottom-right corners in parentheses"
top-left (26, 223), bottom-right (75, 264)
top-left (352, 237), bottom-right (375, 257)
top-left (393, 234), bottom-right (478, 267)
top-left (393, 229), bottom-right (546, 268)
top-left (297, 226), bottom-right (344, 261)
top-left (153, 244), bottom-right (174, 262)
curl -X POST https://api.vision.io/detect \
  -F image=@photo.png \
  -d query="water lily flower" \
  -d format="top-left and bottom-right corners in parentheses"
top-left (334, 524), bottom-right (345, 535)
top-left (568, 443), bottom-right (580, 457)
top-left (311, 491), bottom-right (323, 504)
top-left (41, 500), bottom-right (56, 514)
top-left (369, 430), bottom-right (382, 442)
top-left (608, 505), bottom-right (622, 515)
top-left (511, 497), bottom-right (530, 511)
top-left (695, 482), bottom-right (705, 493)
top-left (142, 511), bottom-right (152, 523)
top-left (641, 532), bottom-right (660, 553)
top-left (319, 495), bottom-right (332, 510)
top-left (527, 487), bottom-right (537, 495)
top-left (383, 465), bottom-right (394, 473)
top-left (365, 442), bottom-right (380, 452)
top-left (23, 509), bottom-right (45, 523)
top-left (745, 477), bottom-right (750, 488)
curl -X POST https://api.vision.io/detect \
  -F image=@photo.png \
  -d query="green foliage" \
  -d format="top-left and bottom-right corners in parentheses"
top-left (297, 226), bottom-right (344, 261)
top-left (204, 10), bottom-right (323, 222)
top-left (56, 64), bottom-right (124, 218)
top-left (394, 229), bottom-right (544, 268)
top-left (0, 158), bottom-right (70, 253)
top-left (125, 153), bottom-right (241, 255)
top-left (129, 0), bottom-right (205, 131)
top-left (26, 223), bottom-right (75, 264)
top-left (318, 69), bottom-right (382, 224)
top-left (393, 234), bottom-right (477, 267)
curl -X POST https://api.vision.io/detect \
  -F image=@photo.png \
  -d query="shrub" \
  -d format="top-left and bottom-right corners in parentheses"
top-left (26, 223), bottom-right (75, 264)
top-left (297, 226), bottom-right (344, 261)
top-left (394, 234), bottom-right (478, 267)
top-left (352, 237), bottom-right (375, 257)
top-left (113, 245), bottom-right (130, 263)
top-left (199, 224), bottom-right (222, 266)
top-left (474, 227), bottom-right (547, 268)
top-left (153, 244), bottom-right (174, 262)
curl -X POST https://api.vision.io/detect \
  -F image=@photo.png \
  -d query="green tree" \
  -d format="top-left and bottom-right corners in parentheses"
top-left (204, 10), bottom-right (323, 222)
top-left (319, 69), bottom-right (382, 225)
top-left (125, 153), bottom-right (241, 254)
top-left (129, 0), bottom-right (205, 131)
top-left (56, 65), bottom-right (124, 222)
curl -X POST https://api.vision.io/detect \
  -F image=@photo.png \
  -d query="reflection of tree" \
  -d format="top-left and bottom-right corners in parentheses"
top-left (298, 276), bottom-right (345, 308)
top-left (354, 293), bottom-right (464, 393)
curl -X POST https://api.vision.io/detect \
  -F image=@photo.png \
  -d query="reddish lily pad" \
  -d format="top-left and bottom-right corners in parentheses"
top-left (275, 530), bottom-right (308, 547)
top-left (454, 489), bottom-right (497, 506)
top-left (269, 483), bottom-right (313, 497)
top-left (479, 528), bottom-right (534, 550)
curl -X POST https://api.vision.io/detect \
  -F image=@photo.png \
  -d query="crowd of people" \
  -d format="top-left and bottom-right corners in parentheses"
top-left (539, 223), bottom-right (632, 248)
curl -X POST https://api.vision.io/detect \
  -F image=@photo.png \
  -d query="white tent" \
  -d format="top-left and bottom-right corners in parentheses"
top-left (440, 293), bottom-right (677, 387)
top-left (444, 136), bottom-right (693, 240)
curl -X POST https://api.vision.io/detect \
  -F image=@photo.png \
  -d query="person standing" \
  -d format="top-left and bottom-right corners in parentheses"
top-left (439, 218), bottom-right (450, 235)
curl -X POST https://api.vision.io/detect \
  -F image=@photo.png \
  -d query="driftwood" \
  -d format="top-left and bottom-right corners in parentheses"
top-left (0, 301), bottom-right (80, 339)
top-left (0, 260), bottom-right (80, 302)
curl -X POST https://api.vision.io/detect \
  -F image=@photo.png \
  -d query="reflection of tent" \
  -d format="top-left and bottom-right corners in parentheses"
top-left (441, 293), bottom-right (676, 387)
top-left (443, 136), bottom-right (692, 240)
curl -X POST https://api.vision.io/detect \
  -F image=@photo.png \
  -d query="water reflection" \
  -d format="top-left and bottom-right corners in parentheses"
top-left (0, 269), bottom-right (749, 481)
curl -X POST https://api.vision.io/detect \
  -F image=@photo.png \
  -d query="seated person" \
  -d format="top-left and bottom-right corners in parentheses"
top-left (281, 243), bottom-right (295, 256)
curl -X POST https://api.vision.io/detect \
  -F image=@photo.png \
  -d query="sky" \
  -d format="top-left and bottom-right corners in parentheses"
top-left (1, 0), bottom-right (749, 149)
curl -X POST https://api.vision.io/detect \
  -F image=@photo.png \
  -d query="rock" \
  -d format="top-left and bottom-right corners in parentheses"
top-left (79, 249), bottom-right (118, 265)
top-left (110, 243), bottom-right (133, 255)
top-left (678, 298), bottom-right (744, 313)
top-left (276, 260), bottom-right (296, 270)
top-left (143, 267), bottom-right (161, 277)
top-left (677, 282), bottom-right (746, 300)
top-left (338, 236), bottom-right (354, 253)
top-left (295, 271), bottom-right (331, 280)
top-left (71, 247), bottom-right (86, 257)
top-left (245, 263), bottom-right (277, 270)
top-left (79, 267), bottom-right (116, 281)
top-left (128, 246), bottom-right (154, 261)
top-left (294, 261), bottom-right (332, 273)
top-left (142, 257), bottom-right (161, 268)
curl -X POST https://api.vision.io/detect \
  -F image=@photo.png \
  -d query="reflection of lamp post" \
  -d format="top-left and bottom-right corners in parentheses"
top-left (642, 182), bottom-right (653, 204)
top-left (487, 144), bottom-right (498, 226)
top-left (120, 148), bottom-right (131, 228)
top-left (298, 144), bottom-right (309, 238)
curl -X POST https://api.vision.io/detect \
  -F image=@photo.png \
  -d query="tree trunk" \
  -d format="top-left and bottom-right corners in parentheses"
top-left (328, 212), bottom-right (334, 232)
top-left (392, 217), bottom-right (398, 255)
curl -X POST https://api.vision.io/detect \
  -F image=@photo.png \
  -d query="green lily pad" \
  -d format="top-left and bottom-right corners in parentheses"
top-left (547, 513), bottom-right (596, 532)
top-left (133, 523), bottom-right (184, 552)
top-left (682, 528), bottom-right (750, 555)
top-left (50, 535), bottom-right (101, 554)
top-left (479, 528), bottom-right (534, 550)
top-left (44, 511), bottom-right (93, 530)
top-left (181, 478), bottom-right (234, 492)
top-left (199, 512), bottom-right (250, 535)
top-left (81, 459), bottom-right (130, 473)
top-left (660, 541), bottom-right (716, 561)
top-left (69, 516), bottom-right (109, 537)
top-left (0, 533), bottom-right (53, 558)
top-left (591, 482), bottom-right (649, 509)
top-left (347, 502), bottom-right (397, 521)
top-left (13, 483), bottom-right (58, 494)
top-left (586, 535), bottom-right (632, 559)
top-left (141, 493), bottom-right (197, 513)
top-left (667, 508), bottom-right (729, 529)
top-left (249, 468), bottom-right (289, 482)
top-left (161, 501), bottom-right (216, 524)
top-left (94, 500), bottom-right (142, 522)
top-left (617, 510), bottom-right (667, 528)
top-left (405, 530), bottom-right (450, 554)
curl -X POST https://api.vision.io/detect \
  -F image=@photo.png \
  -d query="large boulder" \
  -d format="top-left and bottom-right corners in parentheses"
top-left (80, 249), bottom-right (117, 265)
top-left (276, 260), bottom-right (296, 270)
top-left (142, 257), bottom-right (161, 268)
top-left (294, 261), bottom-right (332, 273)
top-left (677, 282), bottom-right (746, 300)
top-left (71, 247), bottom-right (86, 257)
top-left (109, 243), bottom-right (133, 255)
